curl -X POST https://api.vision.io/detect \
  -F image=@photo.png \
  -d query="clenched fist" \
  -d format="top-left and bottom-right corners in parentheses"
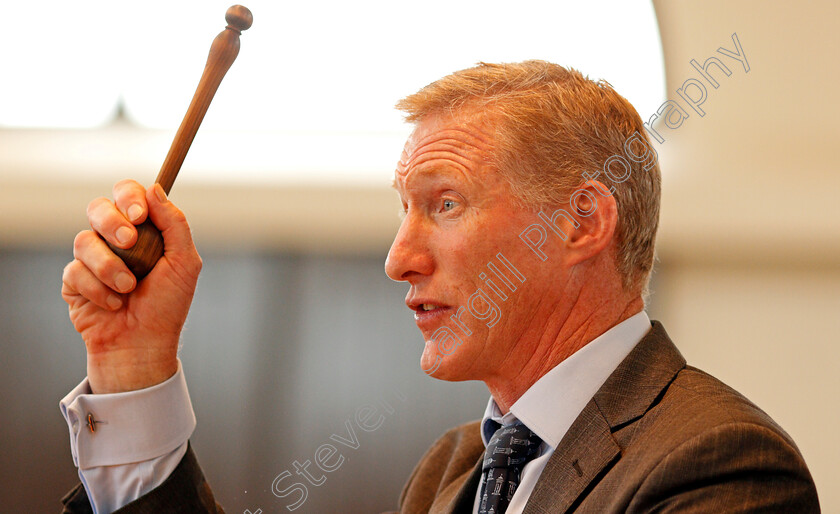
top-left (61, 180), bottom-right (202, 394)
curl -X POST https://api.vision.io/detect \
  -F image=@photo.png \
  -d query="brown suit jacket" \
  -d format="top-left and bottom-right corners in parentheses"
top-left (397, 322), bottom-right (820, 513)
top-left (61, 322), bottom-right (820, 512)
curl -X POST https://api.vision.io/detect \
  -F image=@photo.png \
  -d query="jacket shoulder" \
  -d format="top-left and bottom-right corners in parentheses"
top-left (398, 420), bottom-right (483, 513)
top-left (610, 366), bottom-right (821, 512)
top-left (662, 365), bottom-right (797, 444)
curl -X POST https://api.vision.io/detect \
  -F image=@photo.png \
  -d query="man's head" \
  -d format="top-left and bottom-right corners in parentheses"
top-left (396, 60), bottom-right (660, 292)
top-left (385, 61), bottom-right (660, 395)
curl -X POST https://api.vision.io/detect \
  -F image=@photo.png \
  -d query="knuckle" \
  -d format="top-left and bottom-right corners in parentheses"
top-left (171, 206), bottom-right (188, 225)
top-left (113, 178), bottom-right (141, 192)
top-left (62, 261), bottom-right (77, 283)
top-left (86, 197), bottom-right (110, 217)
top-left (73, 230), bottom-right (93, 255)
top-left (89, 257), bottom-right (111, 280)
top-left (62, 261), bottom-right (89, 296)
top-left (114, 179), bottom-right (146, 204)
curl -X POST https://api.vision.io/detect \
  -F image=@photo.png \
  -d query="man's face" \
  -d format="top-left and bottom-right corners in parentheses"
top-left (386, 112), bottom-right (571, 382)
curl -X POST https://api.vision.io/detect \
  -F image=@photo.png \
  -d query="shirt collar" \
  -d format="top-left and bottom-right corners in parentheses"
top-left (481, 311), bottom-right (651, 448)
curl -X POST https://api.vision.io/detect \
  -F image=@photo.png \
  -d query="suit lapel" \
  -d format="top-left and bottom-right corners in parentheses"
top-left (443, 457), bottom-right (483, 513)
top-left (523, 322), bottom-right (686, 513)
top-left (524, 401), bottom-right (620, 513)
top-left (592, 322), bottom-right (686, 429)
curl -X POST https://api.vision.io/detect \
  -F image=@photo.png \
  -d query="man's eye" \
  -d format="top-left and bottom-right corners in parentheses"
top-left (442, 199), bottom-right (457, 212)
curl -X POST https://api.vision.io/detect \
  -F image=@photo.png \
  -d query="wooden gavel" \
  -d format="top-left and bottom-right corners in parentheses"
top-left (108, 5), bottom-right (252, 278)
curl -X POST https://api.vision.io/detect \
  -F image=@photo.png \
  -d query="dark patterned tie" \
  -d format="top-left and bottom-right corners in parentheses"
top-left (478, 421), bottom-right (542, 514)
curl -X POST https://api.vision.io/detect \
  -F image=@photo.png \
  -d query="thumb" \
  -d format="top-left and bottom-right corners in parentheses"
top-left (145, 184), bottom-right (198, 258)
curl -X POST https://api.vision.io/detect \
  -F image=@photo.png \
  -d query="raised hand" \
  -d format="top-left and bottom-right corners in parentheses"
top-left (62, 180), bottom-right (202, 394)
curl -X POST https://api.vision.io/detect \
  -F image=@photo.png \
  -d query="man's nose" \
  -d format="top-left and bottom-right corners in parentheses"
top-left (385, 215), bottom-right (434, 282)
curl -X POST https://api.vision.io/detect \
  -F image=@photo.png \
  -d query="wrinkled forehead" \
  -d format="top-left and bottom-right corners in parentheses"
top-left (394, 111), bottom-right (497, 187)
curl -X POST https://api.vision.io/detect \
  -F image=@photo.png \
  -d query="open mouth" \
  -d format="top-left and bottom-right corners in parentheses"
top-left (408, 300), bottom-right (450, 313)
top-left (409, 301), bottom-right (453, 329)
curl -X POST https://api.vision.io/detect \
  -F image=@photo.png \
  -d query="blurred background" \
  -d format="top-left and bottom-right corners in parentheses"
top-left (1, 0), bottom-right (838, 512)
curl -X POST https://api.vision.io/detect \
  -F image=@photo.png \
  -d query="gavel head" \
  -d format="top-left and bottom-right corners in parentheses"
top-left (225, 5), bottom-right (253, 33)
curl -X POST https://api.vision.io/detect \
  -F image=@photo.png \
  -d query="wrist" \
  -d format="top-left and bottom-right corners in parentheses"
top-left (87, 353), bottom-right (178, 394)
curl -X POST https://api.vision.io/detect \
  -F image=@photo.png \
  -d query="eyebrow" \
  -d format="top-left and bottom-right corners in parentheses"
top-left (392, 165), bottom-right (468, 194)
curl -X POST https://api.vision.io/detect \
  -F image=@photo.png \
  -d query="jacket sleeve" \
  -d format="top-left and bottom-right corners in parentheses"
top-left (61, 442), bottom-right (224, 514)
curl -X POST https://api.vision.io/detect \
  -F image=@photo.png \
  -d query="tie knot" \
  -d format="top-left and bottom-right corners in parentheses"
top-left (482, 421), bottom-right (542, 471)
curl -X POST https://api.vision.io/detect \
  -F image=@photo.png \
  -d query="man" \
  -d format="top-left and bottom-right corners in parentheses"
top-left (60, 61), bottom-right (819, 513)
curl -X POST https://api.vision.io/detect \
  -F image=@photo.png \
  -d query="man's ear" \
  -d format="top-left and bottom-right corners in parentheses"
top-left (563, 179), bottom-right (618, 266)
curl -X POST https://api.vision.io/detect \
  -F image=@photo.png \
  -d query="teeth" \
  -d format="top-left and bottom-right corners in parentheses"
top-left (422, 304), bottom-right (438, 311)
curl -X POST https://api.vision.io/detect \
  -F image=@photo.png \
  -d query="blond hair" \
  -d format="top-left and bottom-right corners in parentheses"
top-left (396, 60), bottom-right (661, 293)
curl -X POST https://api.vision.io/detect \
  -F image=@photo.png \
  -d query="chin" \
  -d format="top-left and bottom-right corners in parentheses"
top-left (419, 347), bottom-right (475, 382)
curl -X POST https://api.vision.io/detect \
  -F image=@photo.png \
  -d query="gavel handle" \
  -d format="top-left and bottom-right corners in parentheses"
top-left (109, 5), bottom-right (252, 279)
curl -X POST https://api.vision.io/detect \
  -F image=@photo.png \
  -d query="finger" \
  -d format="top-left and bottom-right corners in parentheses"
top-left (62, 259), bottom-right (124, 311)
top-left (146, 185), bottom-right (198, 255)
top-left (87, 197), bottom-right (136, 250)
top-left (73, 230), bottom-right (137, 294)
top-left (113, 179), bottom-right (149, 225)
top-left (146, 184), bottom-right (202, 278)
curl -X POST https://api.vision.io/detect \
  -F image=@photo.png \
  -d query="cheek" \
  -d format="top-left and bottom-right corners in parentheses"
top-left (437, 208), bottom-right (559, 311)
top-left (468, 226), bottom-right (565, 323)
top-left (452, 256), bottom-right (532, 340)
top-left (432, 224), bottom-right (490, 283)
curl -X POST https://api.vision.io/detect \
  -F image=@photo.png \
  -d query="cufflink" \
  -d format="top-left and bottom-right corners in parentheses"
top-left (87, 412), bottom-right (105, 433)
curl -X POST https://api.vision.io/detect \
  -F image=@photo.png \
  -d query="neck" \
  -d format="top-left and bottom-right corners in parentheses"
top-left (485, 293), bottom-right (644, 414)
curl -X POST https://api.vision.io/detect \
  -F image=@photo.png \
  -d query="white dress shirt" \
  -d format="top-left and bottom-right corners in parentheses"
top-left (472, 311), bottom-right (651, 513)
top-left (59, 360), bottom-right (196, 514)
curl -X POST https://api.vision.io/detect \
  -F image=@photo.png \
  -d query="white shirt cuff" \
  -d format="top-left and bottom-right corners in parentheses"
top-left (59, 359), bottom-right (196, 469)
top-left (79, 442), bottom-right (189, 514)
